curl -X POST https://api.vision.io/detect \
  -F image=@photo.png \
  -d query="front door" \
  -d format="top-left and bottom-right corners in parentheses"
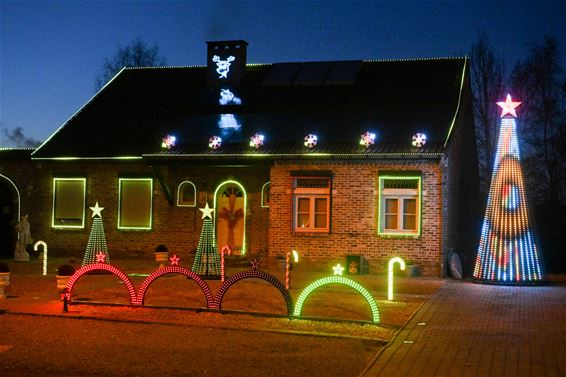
top-left (215, 182), bottom-right (246, 255)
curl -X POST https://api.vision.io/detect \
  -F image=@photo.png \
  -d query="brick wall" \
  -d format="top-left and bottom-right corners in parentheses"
top-left (269, 160), bottom-right (443, 276)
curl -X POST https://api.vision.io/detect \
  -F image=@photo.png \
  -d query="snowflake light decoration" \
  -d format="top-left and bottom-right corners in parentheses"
top-left (412, 133), bottom-right (427, 148)
top-left (208, 136), bottom-right (222, 150)
top-left (360, 131), bottom-right (376, 148)
top-left (304, 134), bottom-right (318, 148)
top-left (249, 133), bottom-right (265, 149)
top-left (95, 252), bottom-right (106, 263)
top-left (161, 135), bottom-right (176, 150)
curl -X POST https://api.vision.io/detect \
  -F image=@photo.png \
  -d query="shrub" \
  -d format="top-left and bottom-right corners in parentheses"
top-left (57, 264), bottom-right (76, 276)
top-left (0, 262), bottom-right (9, 273)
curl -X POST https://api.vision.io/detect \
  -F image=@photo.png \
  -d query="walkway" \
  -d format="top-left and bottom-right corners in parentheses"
top-left (361, 280), bottom-right (566, 377)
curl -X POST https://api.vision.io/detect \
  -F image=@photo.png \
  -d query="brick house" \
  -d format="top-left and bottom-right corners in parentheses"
top-left (0, 41), bottom-right (479, 276)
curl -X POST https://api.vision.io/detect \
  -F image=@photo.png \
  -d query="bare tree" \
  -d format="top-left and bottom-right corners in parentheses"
top-left (469, 33), bottom-right (506, 195)
top-left (95, 37), bottom-right (166, 90)
top-left (511, 37), bottom-right (566, 205)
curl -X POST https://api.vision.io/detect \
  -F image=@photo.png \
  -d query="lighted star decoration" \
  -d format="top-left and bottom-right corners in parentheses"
top-left (412, 133), bottom-right (427, 148)
top-left (169, 254), bottom-right (180, 266)
top-left (249, 133), bottom-right (265, 149)
top-left (251, 259), bottom-right (261, 270)
top-left (497, 93), bottom-right (521, 118)
top-left (161, 134), bottom-right (176, 150)
top-left (332, 263), bottom-right (345, 276)
top-left (360, 131), bottom-right (376, 148)
top-left (90, 202), bottom-right (104, 218)
top-left (95, 252), bottom-right (106, 263)
top-left (199, 202), bottom-right (215, 219)
top-left (304, 134), bottom-right (318, 148)
top-left (208, 135), bottom-right (222, 150)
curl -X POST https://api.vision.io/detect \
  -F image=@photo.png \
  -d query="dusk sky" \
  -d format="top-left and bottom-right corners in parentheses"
top-left (1, 0), bottom-right (565, 145)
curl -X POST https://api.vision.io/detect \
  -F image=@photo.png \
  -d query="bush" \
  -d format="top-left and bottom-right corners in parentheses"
top-left (57, 264), bottom-right (76, 276)
top-left (0, 262), bottom-right (9, 273)
top-left (155, 244), bottom-right (168, 253)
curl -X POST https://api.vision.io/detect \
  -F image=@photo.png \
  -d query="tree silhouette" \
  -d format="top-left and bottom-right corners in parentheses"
top-left (95, 37), bottom-right (166, 90)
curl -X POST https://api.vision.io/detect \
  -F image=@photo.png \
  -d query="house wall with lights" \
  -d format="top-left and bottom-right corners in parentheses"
top-left (0, 40), bottom-right (480, 277)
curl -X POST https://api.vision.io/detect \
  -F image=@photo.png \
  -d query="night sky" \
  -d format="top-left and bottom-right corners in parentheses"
top-left (1, 0), bottom-right (564, 145)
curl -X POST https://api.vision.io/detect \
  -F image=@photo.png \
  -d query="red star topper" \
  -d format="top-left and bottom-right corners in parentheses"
top-left (497, 94), bottom-right (521, 118)
top-left (169, 254), bottom-right (180, 266)
top-left (95, 252), bottom-right (106, 263)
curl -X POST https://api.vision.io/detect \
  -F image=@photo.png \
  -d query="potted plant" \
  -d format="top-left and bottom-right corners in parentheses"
top-left (154, 244), bottom-right (169, 267)
top-left (56, 263), bottom-right (76, 293)
top-left (0, 262), bottom-right (10, 298)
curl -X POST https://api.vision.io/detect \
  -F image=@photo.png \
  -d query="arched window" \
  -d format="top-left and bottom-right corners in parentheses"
top-left (261, 181), bottom-right (270, 208)
top-left (177, 181), bottom-right (196, 207)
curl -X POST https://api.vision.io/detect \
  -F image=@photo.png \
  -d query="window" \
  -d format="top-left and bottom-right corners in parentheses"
top-left (261, 181), bottom-right (270, 208)
top-left (52, 178), bottom-right (86, 228)
top-left (177, 181), bottom-right (196, 207)
top-left (378, 175), bottom-right (421, 237)
top-left (293, 177), bottom-right (331, 232)
top-left (118, 178), bottom-right (153, 230)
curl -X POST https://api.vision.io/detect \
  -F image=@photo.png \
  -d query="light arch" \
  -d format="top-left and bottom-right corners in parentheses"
top-left (64, 263), bottom-right (137, 305)
top-left (213, 179), bottom-right (247, 255)
top-left (0, 173), bottom-right (21, 220)
top-left (214, 269), bottom-right (293, 315)
top-left (292, 276), bottom-right (380, 323)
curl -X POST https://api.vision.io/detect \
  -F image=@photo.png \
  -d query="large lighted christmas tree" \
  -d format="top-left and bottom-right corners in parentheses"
top-left (82, 202), bottom-right (110, 266)
top-left (192, 203), bottom-right (221, 278)
top-left (473, 94), bottom-right (543, 283)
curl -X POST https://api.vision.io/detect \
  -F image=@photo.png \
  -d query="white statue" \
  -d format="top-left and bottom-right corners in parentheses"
top-left (14, 214), bottom-right (31, 262)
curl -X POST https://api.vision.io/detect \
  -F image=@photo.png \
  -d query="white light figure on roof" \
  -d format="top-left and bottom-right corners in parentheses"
top-left (219, 89), bottom-right (242, 105)
top-left (304, 134), bottom-right (318, 148)
top-left (249, 133), bottom-right (265, 149)
top-left (212, 55), bottom-right (235, 79)
top-left (218, 114), bottom-right (241, 130)
top-left (208, 136), bottom-right (222, 150)
top-left (412, 133), bottom-right (427, 148)
top-left (161, 135), bottom-right (176, 150)
top-left (360, 131), bottom-right (376, 148)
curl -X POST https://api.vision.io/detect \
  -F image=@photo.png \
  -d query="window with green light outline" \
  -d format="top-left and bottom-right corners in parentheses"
top-left (177, 180), bottom-right (197, 207)
top-left (213, 180), bottom-right (247, 255)
top-left (52, 177), bottom-right (86, 229)
top-left (377, 174), bottom-right (421, 238)
top-left (261, 181), bottom-right (270, 208)
top-left (118, 178), bottom-right (153, 230)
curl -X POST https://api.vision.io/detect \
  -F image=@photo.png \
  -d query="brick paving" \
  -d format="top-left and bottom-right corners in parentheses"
top-left (361, 280), bottom-right (566, 377)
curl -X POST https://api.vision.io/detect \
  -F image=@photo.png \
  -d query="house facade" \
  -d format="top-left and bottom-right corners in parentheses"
top-left (0, 41), bottom-right (480, 276)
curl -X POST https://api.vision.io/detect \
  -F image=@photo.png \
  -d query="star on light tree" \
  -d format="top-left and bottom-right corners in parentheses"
top-left (82, 202), bottom-right (110, 266)
top-left (192, 203), bottom-right (221, 278)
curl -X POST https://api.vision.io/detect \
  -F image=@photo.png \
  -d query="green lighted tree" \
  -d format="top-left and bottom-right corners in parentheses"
top-left (82, 202), bottom-right (110, 266)
top-left (191, 203), bottom-right (221, 278)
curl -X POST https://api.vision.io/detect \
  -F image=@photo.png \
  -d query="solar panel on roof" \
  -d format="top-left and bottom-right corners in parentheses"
top-left (262, 63), bottom-right (302, 86)
top-left (325, 60), bottom-right (362, 85)
top-left (293, 62), bottom-right (331, 86)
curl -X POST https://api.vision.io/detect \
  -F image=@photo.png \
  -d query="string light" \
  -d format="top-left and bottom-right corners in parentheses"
top-left (83, 203), bottom-right (110, 266)
top-left (474, 94), bottom-right (543, 283)
top-left (412, 133), bottom-right (427, 148)
top-left (388, 257), bottom-right (405, 301)
top-left (34, 241), bottom-right (48, 276)
top-left (213, 269), bottom-right (293, 314)
top-left (360, 131), bottom-right (376, 147)
top-left (208, 135), bottom-right (222, 149)
top-left (249, 133), bottom-right (265, 149)
top-left (161, 134), bottom-right (176, 150)
top-left (304, 134), bottom-right (318, 148)
top-left (293, 275), bottom-right (380, 323)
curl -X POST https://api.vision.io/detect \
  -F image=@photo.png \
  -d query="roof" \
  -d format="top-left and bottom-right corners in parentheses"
top-left (0, 148), bottom-right (35, 160)
top-left (32, 57), bottom-right (469, 161)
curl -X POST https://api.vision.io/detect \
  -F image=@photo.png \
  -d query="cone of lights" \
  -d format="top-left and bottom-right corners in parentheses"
top-left (473, 94), bottom-right (543, 283)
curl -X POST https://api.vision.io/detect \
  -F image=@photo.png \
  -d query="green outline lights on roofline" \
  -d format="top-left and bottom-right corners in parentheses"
top-left (117, 178), bottom-right (153, 231)
top-left (213, 180), bottom-right (247, 255)
top-left (377, 174), bottom-right (422, 238)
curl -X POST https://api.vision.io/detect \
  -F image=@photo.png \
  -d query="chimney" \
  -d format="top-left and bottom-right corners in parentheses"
top-left (207, 40), bottom-right (248, 88)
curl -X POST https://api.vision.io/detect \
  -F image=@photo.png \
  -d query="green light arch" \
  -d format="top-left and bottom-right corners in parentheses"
top-left (213, 180), bottom-right (247, 255)
top-left (293, 276), bottom-right (380, 323)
